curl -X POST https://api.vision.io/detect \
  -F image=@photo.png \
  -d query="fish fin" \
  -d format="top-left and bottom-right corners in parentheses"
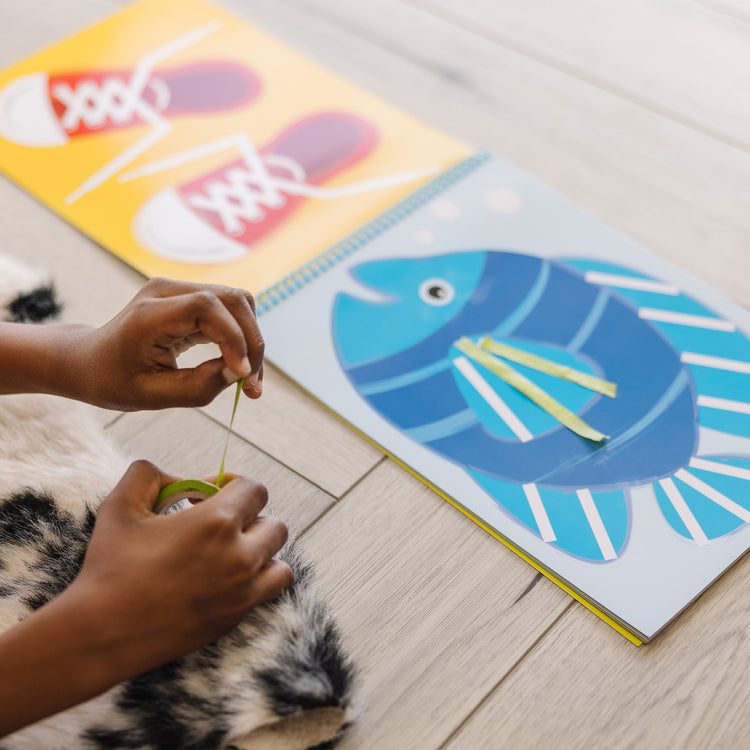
top-left (654, 456), bottom-right (750, 543)
top-left (469, 470), bottom-right (628, 561)
top-left (562, 257), bottom-right (750, 439)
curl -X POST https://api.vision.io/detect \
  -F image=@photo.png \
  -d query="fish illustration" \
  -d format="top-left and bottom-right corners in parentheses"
top-left (332, 250), bottom-right (750, 562)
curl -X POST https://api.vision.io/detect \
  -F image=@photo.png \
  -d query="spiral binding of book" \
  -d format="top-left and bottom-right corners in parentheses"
top-left (255, 152), bottom-right (491, 315)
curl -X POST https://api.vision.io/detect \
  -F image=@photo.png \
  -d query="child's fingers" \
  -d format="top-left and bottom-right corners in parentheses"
top-left (141, 279), bottom-right (263, 385)
top-left (242, 363), bottom-right (263, 398)
top-left (129, 359), bottom-right (229, 408)
top-left (245, 559), bottom-right (295, 606)
top-left (152, 292), bottom-right (254, 381)
top-left (197, 475), bottom-right (271, 531)
top-left (203, 472), bottom-right (239, 487)
top-left (241, 515), bottom-right (290, 572)
top-left (206, 287), bottom-right (263, 388)
top-left (100, 460), bottom-right (179, 517)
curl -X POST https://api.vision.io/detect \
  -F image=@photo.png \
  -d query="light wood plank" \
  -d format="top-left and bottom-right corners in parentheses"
top-left (226, 0), bottom-right (750, 310)
top-left (412, 0), bottom-right (750, 153)
top-left (0, 0), bottom-right (121, 70)
top-left (107, 406), bottom-right (335, 533)
top-left (200, 363), bottom-right (383, 498)
top-left (696, 0), bottom-right (750, 24)
top-left (114, 330), bottom-right (382, 498)
top-left (296, 459), bottom-right (572, 749)
top-left (443, 551), bottom-right (750, 749)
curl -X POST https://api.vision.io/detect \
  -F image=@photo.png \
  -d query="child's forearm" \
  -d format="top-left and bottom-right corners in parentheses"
top-left (0, 278), bottom-right (266, 411)
top-left (0, 583), bottom-right (129, 737)
top-left (0, 322), bottom-right (92, 400)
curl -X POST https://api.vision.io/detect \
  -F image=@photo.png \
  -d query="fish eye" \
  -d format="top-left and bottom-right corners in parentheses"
top-left (418, 278), bottom-right (455, 306)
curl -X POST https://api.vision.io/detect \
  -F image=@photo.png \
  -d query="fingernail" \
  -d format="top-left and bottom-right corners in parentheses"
top-left (222, 357), bottom-right (252, 385)
top-left (247, 370), bottom-right (262, 395)
top-left (222, 366), bottom-right (242, 384)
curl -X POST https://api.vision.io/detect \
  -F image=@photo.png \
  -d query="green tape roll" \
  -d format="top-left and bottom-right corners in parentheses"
top-left (153, 479), bottom-right (220, 514)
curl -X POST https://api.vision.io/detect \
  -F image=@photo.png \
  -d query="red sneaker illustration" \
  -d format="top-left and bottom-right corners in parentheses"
top-left (0, 61), bottom-right (261, 147)
top-left (132, 112), bottom-right (380, 264)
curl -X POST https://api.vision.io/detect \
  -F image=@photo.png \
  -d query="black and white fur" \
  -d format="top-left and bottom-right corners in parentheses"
top-left (0, 257), bottom-right (356, 750)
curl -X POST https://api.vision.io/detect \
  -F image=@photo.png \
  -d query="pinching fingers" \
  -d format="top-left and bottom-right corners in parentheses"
top-left (211, 287), bottom-right (264, 392)
top-left (145, 279), bottom-right (263, 389)
top-left (182, 291), bottom-right (254, 382)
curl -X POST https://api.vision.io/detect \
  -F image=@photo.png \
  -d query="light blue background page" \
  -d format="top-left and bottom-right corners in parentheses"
top-left (259, 153), bottom-right (750, 640)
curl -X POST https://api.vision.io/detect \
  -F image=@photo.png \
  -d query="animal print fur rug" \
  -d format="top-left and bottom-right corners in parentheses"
top-left (0, 255), bottom-right (356, 750)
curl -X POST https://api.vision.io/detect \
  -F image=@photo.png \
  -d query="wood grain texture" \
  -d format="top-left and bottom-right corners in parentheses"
top-left (695, 0), bottom-right (750, 24)
top-left (411, 0), bottom-right (750, 153)
top-left (0, 0), bottom-right (121, 69)
top-left (107, 407), bottom-right (336, 534)
top-left (200, 363), bottom-right (384, 498)
top-left (296, 459), bottom-right (572, 750)
top-left (228, 0), bottom-right (750, 309)
top-left (443, 550), bottom-right (750, 750)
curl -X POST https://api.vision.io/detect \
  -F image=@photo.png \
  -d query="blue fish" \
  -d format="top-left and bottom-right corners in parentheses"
top-left (333, 250), bottom-right (750, 561)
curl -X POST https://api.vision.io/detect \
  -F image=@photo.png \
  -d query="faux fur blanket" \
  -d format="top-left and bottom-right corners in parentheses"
top-left (0, 255), bottom-right (356, 750)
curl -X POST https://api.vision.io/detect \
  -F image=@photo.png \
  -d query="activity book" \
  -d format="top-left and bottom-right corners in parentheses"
top-left (2, 0), bottom-right (750, 643)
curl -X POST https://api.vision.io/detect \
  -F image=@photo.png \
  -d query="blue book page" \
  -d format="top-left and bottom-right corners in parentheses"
top-left (259, 153), bottom-right (750, 641)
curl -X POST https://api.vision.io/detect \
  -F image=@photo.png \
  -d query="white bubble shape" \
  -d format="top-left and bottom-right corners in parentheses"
top-left (430, 198), bottom-right (461, 221)
top-left (484, 187), bottom-right (522, 214)
top-left (415, 228), bottom-right (435, 245)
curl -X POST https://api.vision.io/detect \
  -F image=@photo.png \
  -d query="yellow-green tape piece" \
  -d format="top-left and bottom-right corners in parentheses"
top-left (455, 338), bottom-right (609, 442)
top-left (153, 479), bottom-right (220, 512)
top-left (217, 377), bottom-right (244, 487)
top-left (480, 337), bottom-right (617, 397)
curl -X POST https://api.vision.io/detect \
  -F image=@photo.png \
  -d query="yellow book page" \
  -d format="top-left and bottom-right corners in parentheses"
top-left (0, 0), bottom-right (470, 292)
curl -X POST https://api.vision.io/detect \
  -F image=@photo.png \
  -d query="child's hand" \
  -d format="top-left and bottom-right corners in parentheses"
top-left (68, 460), bottom-right (293, 678)
top-left (0, 461), bottom-right (293, 735)
top-left (73, 278), bottom-right (265, 410)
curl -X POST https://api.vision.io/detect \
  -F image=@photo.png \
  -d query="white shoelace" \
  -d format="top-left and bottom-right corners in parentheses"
top-left (185, 154), bottom-right (306, 235)
top-left (118, 130), bottom-right (440, 229)
top-left (51, 76), bottom-right (170, 131)
top-left (61, 19), bottom-right (223, 205)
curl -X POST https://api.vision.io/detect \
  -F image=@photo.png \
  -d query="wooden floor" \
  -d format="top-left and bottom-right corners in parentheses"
top-left (3, 1), bottom-right (750, 747)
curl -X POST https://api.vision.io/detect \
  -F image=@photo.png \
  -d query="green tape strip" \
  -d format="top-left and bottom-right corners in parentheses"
top-left (480, 337), bottom-right (617, 397)
top-left (153, 378), bottom-right (245, 513)
top-left (455, 338), bottom-right (609, 442)
top-left (217, 377), bottom-right (244, 487)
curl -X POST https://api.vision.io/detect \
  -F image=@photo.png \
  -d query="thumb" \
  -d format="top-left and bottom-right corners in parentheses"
top-left (99, 460), bottom-right (178, 519)
top-left (135, 360), bottom-right (232, 409)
